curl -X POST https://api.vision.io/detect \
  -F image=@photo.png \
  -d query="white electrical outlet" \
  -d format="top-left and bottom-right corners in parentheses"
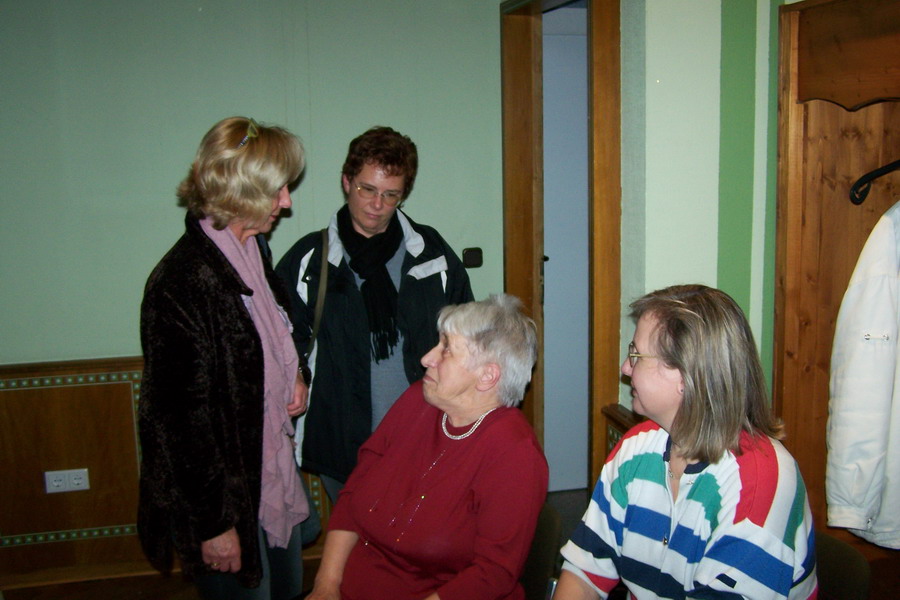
top-left (44, 470), bottom-right (69, 493)
top-left (44, 468), bottom-right (90, 493)
top-left (68, 468), bottom-right (90, 490)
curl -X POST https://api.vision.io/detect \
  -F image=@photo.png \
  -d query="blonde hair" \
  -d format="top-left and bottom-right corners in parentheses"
top-left (630, 284), bottom-right (783, 462)
top-left (177, 117), bottom-right (304, 229)
top-left (437, 294), bottom-right (537, 407)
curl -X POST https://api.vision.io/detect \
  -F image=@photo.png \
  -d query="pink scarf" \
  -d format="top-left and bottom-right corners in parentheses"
top-left (201, 218), bottom-right (309, 548)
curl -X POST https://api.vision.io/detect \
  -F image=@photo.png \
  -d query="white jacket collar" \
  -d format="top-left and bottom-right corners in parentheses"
top-left (326, 209), bottom-right (424, 266)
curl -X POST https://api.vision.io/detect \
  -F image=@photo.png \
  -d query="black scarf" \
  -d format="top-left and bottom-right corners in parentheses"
top-left (337, 205), bottom-right (403, 361)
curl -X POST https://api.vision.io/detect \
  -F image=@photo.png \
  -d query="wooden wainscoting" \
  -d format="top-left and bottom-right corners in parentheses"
top-left (0, 358), bottom-right (147, 589)
top-left (0, 357), bottom-right (329, 592)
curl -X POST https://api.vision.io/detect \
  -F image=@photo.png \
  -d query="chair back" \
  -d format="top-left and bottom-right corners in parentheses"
top-left (816, 530), bottom-right (871, 600)
top-left (520, 502), bottom-right (562, 600)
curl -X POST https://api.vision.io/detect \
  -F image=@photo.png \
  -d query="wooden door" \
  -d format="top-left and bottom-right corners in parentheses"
top-left (775, 0), bottom-right (900, 564)
top-left (501, 0), bottom-right (545, 443)
top-left (500, 0), bottom-right (621, 482)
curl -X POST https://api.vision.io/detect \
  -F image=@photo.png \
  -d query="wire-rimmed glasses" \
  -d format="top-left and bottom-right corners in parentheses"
top-left (627, 342), bottom-right (657, 368)
top-left (354, 182), bottom-right (403, 206)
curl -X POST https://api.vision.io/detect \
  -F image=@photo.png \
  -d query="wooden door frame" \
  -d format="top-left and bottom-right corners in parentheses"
top-left (501, 0), bottom-right (544, 444)
top-left (500, 0), bottom-right (621, 484)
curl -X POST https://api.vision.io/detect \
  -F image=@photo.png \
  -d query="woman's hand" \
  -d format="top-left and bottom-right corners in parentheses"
top-left (307, 530), bottom-right (359, 600)
top-left (287, 375), bottom-right (309, 417)
top-left (305, 583), bottom-right (341, 600)
top-left (201, 527), bottom-right (242, 573)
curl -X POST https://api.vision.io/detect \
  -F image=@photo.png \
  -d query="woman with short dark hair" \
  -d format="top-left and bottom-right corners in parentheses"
top-left (276, 125), bottom-right (473, 504)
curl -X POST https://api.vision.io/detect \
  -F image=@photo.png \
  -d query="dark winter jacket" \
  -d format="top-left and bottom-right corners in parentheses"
top-left (275, 210), bottom-right (473, 482)
top-left (138, 214), bottom-right (289, 587)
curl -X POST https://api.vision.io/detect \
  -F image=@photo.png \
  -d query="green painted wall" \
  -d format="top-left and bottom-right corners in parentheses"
top-left (0, 0), bottom-right (503, 364)
top-left (624, 0), bottom-right (779, 401)
top-left (643, 0), bottom-right (721, 291)
top-left (717, 0), bottom-right (757, 312)
top-left (716, 0), bottom-right (781, 387)
top-left (715, 0), bottom-right (781, 388)
top-left (1, 0), bottom-right (784, 382)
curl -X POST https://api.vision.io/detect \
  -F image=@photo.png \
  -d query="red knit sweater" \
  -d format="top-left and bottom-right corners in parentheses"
top-left (329, 380), bottom-right (548, 600)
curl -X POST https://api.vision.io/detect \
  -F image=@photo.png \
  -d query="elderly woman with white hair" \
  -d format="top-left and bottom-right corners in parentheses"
top-left (307, 294), bottom-right (549, 600)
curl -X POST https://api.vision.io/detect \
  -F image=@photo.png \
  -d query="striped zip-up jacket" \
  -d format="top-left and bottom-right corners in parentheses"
top-left (561, 421), bottom-right (818, 599)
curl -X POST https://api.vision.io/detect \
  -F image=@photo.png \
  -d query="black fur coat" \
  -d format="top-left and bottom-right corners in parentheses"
top-left (138, 214), bottom-right (290, 587)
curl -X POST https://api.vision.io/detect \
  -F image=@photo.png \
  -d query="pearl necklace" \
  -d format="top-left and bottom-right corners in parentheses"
top-left (441, 407), bottom-right (499, 440)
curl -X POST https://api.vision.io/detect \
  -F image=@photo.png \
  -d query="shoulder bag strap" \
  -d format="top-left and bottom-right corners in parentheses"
top-left (306, 228), bottom-right (329, 359)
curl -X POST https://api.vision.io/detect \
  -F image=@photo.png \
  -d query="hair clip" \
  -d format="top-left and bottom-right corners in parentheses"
top-left (237, 118), bottom-right (259, 148)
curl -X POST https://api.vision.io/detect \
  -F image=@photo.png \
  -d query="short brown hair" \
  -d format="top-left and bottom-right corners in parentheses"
top-left (177, 116), bottom-right (304, 229)
top-left (341, 126), bottom-right (418, 199)
top-left (630, 284), bottom-right (783, 462)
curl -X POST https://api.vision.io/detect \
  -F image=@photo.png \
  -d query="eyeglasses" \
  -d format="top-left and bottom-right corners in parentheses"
top-left (627, 342), bottom-right (657, 368)
top-left (354, 183), bottom-right (403, 206)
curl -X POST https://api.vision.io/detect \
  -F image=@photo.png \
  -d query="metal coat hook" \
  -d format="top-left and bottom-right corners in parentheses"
top-left (849, 159), bottom-right (900, 205)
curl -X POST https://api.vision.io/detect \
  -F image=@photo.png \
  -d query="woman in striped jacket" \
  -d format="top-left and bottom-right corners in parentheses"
top-left (556, 284), bottom-right (818, 600)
